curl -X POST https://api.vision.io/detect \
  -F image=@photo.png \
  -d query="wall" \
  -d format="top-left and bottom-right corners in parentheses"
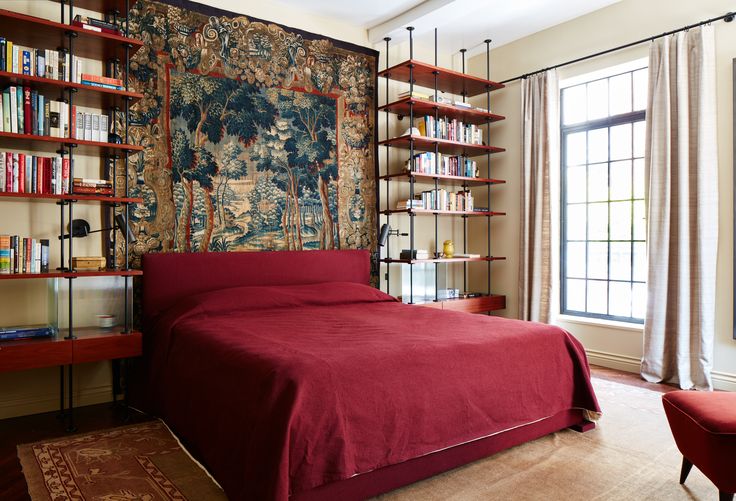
top-left (0, 0), bottom-right (372, 419)
top-left (469, 0), bottom-right (736, 390)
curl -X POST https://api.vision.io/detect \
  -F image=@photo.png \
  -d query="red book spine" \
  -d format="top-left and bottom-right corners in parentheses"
top-left (72, 186), bottom-right (113, 195)
top-left (17, 153), bottom-right (25, 193)
top-left (23, 87), bottom-right (31, 135)
top-left (25, 237), bottom-right (31, 274)
top-left (45, 158), bottom-right (52, 194)
top-left (71, 106), bottom-right (76, 139)
top-left (62, 158), bottom-right (69, 194)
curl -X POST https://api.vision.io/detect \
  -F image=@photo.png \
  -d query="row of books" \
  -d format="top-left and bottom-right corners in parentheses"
top-left (0, 86), bottom-right (110, 140)
top-left (0, 153), bottom-right (70, 194)
top-left (0, 38), bottom-right (125, 90)
top-left (0, 235), bottom-right (50, 274)
top-left (420, 189), bottom-right (475, 212)
top-left (406, 152), bottom-right (479, 178)
top-left (415, 116), bottom-right (483, 145)
top-left (0, 325), bottom-right (55, 341)
top-left (397, 90), bottom-right (489, 112)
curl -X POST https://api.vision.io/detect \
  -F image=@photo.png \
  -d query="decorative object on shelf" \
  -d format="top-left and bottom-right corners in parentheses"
top-left (378, 223), bottom-right (408, 247)
top-left (71, 256), bottom-right (106, 271)
top-left (442, 239), bottom-right (455, 258)
top-left (125, 0), bottom-right (378, 257)
top-left (96, 314), bottom-right (115, 329)
top-left (107, 132), bottom-right (122, 144)
top-left (62, 215), bottom-right (135, 243)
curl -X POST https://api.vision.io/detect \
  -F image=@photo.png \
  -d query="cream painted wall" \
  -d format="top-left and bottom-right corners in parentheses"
top-left (469, 0), bottom-right (736, 389)
top-left (0, 0), bottom-right (372, 419)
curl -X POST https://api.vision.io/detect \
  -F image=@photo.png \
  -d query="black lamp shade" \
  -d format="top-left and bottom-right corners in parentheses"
top-left (379, 224), bottom-right (390, 247)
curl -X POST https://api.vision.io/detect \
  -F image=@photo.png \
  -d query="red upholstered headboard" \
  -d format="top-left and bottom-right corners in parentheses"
top-left (142, 250), bottom-right (371, 323)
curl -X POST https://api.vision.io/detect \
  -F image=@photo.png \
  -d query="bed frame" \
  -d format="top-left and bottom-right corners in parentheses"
top-left (140, 249), bottom-right (592, 500)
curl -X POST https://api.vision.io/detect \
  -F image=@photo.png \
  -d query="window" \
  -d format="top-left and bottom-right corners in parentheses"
top-left (560, 64), bottom-right (648, 323)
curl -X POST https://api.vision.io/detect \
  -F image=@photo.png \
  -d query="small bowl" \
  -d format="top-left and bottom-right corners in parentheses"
top-left (97, 314), bottom-right (116, 329)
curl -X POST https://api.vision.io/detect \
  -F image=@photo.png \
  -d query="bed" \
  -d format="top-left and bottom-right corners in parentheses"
top-left (140, 249), bottom-right (600, 500)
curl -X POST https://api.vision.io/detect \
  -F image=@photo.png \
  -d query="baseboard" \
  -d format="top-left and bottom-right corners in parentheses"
top-left (0, 385), bottom-right (113, 420)
top-left (586, 349), bottom-right (736, 392)
top-left (586, 349), bottom-right (641, 374)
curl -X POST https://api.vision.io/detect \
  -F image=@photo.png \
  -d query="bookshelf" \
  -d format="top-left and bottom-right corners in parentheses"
top-left (0, 1), bottom-right (141, 430)
top-left (378, 29), bottom-right (506, 312)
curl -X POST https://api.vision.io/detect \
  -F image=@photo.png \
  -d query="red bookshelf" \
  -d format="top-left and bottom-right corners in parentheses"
top-left (51, 0), bottom-right (133, 14)
top-left (379, 171), bottom-right (506, 186)
top-left (0, 192), bottom-right (143, 204)
top-left (379, 97), bottom-right (505, 125)
top-left (379, 134), bottom-right (505, 156)
top-left (383, 208), bottom-right (506, 217)
top-left (0, 269), bottom-right (142, 280)
top-left (382, 256), bottom-right (506, 264)
top-left (0, 131), bottom-right (142, 155)
top-left (379, 59), bottom-right (504, 97)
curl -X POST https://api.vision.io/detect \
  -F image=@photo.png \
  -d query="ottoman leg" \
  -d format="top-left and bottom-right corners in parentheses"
top-left (679, 457), bottom-right (693, 484)
top-left (719, 492), bottom-right (734, 501)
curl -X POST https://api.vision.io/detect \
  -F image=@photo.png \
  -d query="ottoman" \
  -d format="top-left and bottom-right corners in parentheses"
top-left (662, 390), bottom-right (736, 501)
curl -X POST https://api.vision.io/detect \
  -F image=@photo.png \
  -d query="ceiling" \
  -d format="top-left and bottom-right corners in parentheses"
top-left (274, 0), bottom-right (622, 52)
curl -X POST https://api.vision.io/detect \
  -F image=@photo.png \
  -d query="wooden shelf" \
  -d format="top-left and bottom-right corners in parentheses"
top-left (380, 135), bottom-right (504, 157)
top-left (379, 97), bottom-right (505, 125)
top-left (383, 208), bottom-right (506, 217)
top-left (382, 256), bottom-right (506, 264)
top-left (0, 131), bottom-right (142, 155)
top-left (0, 269), bottom-right (142, 280)
top-left (416, 294), bottom-right (506, 313)
top-left (380, 172), bottom-right (505, 185)
top-left (379, 60), bottom-right (504, 97)
top-left (0, 9), bottom-right (143, 60)
top-left (0, 192), bottom-right (142, 204)
top-left (51, 0), bottom-right (134, 14)
top-left (0, 71), bottom-right (142, 109)
top-left (0, 327), bottom-right (141, 373)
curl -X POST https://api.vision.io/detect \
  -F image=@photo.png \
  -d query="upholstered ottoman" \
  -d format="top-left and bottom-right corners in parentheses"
top-left (662, 391), bottom-right (736, 501)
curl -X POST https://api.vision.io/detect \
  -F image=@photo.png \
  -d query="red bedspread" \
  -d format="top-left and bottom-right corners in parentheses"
top-left (147, 282), bottom-right (600, 500)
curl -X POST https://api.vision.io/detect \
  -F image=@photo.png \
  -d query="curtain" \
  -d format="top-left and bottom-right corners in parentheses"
top-left (641, 25), bottom-right (718, 390)
top-left (518, 70), bottom-right (558, 323)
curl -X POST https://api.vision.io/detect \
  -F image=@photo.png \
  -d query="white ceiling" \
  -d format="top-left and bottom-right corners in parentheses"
top-left (275, 0), bottom-right (622, 52)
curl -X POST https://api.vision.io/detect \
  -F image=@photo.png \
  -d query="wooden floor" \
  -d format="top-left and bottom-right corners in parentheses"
top-left (0, 366), bottom-right (670, 500)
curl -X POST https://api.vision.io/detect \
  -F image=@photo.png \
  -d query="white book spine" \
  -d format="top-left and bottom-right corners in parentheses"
top-left (84, 113), bottom-right (92, 141)
top-left (99, 114), bottom-right (108, 143)
top-left (91, 113), bottom-right (100, 142)
top-left (0, 154), bottom-right (5, 192)
top-left (9, 87), bottom-right (17, 134)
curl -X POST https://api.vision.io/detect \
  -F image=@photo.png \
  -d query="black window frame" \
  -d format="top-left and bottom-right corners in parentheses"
top-left (560, 68), bottom-right (647, 324)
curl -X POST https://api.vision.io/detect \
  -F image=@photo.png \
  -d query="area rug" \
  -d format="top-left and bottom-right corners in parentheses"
top-left (17, 420), bottom-right (225, 501)
top-left (18, 379), bottom-right (717, 500)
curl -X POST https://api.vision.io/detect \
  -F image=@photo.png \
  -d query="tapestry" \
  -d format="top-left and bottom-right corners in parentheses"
top-left (123, 0), bottom-right (378, 265)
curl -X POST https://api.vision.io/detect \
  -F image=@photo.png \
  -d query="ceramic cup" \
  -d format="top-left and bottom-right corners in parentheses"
top-left (97, 314), bottom-right (116, 329)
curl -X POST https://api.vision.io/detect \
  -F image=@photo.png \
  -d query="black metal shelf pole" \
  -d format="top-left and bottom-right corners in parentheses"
top-left (124, 10), bottom-right (132, 334)
top-left (460, 48), bottom-right (468, 293)
top-left (433, 28), bottom-right (439, 303)
top-left (407, 26), bottom-right (415, 305)
top-left (485, 39), bottom-right (492, 297)
top-left (383, 36), bottom-right (391, 294)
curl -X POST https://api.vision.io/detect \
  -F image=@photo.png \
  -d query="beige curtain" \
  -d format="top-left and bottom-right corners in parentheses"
top-left (641, 26), bottom-right (718, 390)
top-left (518, 70), bottom-right (558, 323)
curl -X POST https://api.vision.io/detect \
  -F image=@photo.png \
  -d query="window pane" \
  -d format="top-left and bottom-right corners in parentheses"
top-left (567, 204), bottom-right (586, 240)
top-left (610, 201), bottom-right (632, 240)
top-left (610, 242), bottom-right (632, 281)
top-left (588, 242), bottom-right (608, 280)
top-left (588, 203), bottom-right (608, 240)
top-left (633, 158), bottom-right (645, 199)
top-left (567, 165), bottom-right (587, 203)
top-left (633, 200), bottom-right (646, 240)
top-left (563, 84), bottom-right (587, 125)
top-left (587, 79), bottom-right (609, 120)
top-left (610, 123), bottom-right (632, 160)
top-left (609, 73), bottom-right (632, 116)
top-left (566, 279), bottom-right (586, 311)
top-left (567, 242), bottom-right (586, 278)
top-left (609, 160), bottom-right (632, 200)
top-left (588, 128), bottom-right (608, 164)
top-left (632, 282), bottom-right (646, 319)
top-left (587, 280), bottom-right (608, 314)
top-left (588, 163), bottom-right (608, 202)
top-left (633, 68), bottom-right (648, 111)
top-left (609, 281), bottom-right (632, 318)
top-left (633, 121), bottom-right (645, 157)
top-left (633, 241), bottom-right (646, 282)
top-left (566, 132), bottom-right (586, 166)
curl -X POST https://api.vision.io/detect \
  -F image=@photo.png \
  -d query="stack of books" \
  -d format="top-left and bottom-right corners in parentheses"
top-left (398, 90), bottom-right (432, 100)
top-left (80, 73), bottom-right (124, 91)
top-left (72, 15), bottom-right (121, 35)
top-left (0, 235), bottom-right (49, 274)
top-left (0, 152), bottom-right (70, 194)
top-left (0, 38), bottom-right (82, 83)
top-left (396, 199), bottom-right (423, 210)
top-left (0, 324), bottom-right (55, 341)
top-left (72, 177), bottom-right (112, 195)
top-left (400, 249), bottom-right (430, 260)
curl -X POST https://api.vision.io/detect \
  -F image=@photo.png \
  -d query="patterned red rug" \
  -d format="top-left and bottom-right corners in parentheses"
top-left (17, 420), bottom-right (225, 500)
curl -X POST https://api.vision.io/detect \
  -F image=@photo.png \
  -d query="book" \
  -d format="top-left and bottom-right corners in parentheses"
top-left (73, 177), bottom-right (110, 185)
top-left (80, 80), bottom-right (124, 91)
top-left (74, 15), bottom-right (119, 32)
top-left (23, 86), bottom-right (31, 135)
top-left (100, 114), bottom-right (108, 142)
top-left (72, 186), bottom-right (113, 195)
top-left (91, 113), bottom-right (100, 141)
top-left (81, 73), bottom-right (123, 87)
top-left (0, 235), bottom-right (10, 273)
top-left (400, 249), bottom-right (430, 260)
top-left (454, 253), bottom-right (481, 258)
top-left (1, 89), bottom-right (9, 132)
top-left (0, 325), bottom-right (54, 341)
top-left (49, 100), bottom-right (60, 137)
top-left (9, 86), bottom-right (17, 133)
top-left (75, 110), bottom-right (83, 139)
top-left (83, 113), bottom-right (92, 140)
top-left (21, 50), bottom-right (31, 75)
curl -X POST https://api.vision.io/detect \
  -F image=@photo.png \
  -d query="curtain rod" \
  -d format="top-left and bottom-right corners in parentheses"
top-left (499, 11), bottom-right (735, 84)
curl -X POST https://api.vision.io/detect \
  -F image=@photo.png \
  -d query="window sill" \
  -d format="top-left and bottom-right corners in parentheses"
top-left (555, 314), bottom-right (644, 332)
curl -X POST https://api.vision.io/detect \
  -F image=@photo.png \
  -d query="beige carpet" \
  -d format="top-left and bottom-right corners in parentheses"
top-left (375, 377), bottom-right (715, 500)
